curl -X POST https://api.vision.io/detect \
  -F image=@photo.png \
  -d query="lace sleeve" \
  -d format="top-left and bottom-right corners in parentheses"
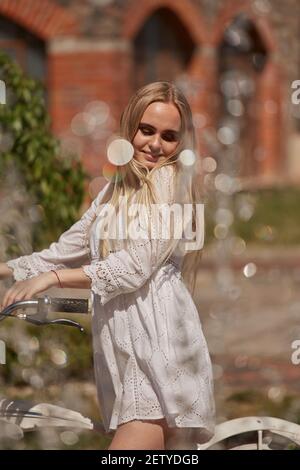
top-left (82, 165), bottom-right (182, 305)
top-left (6, 183), bottom-right (111, 282)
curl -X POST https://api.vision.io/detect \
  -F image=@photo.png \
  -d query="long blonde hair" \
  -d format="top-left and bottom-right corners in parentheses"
top-left (89, 81), bottom-right (204, 297)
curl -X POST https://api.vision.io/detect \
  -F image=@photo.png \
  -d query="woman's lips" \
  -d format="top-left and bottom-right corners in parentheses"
top-left (142, 152), bottom-right (160, 161)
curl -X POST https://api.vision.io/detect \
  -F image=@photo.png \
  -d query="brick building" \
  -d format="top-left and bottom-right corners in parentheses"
top-left (0, 0), bottom-right (299, 184)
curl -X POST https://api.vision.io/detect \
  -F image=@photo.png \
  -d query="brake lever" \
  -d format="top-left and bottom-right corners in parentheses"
top-left (47, 318), bottom-right (84, 332)
top-left (23, 316), bottom-right (84, 332)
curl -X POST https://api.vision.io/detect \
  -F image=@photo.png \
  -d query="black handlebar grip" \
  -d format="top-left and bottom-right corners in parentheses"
top-left (50, 298), bottom-right (90, 314)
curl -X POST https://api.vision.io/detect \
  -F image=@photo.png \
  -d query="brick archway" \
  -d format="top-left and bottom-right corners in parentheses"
top-left (211, 0), bottom-right (284, 181)
top-left (0, 0), bottom-right (78, 40)
top-left (122, 0), bottom-right (207, 44)
top-left (210, 0), bottom-right (277, 53)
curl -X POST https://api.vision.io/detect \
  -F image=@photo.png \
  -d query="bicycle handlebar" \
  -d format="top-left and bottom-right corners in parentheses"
top-left (0, 295), bottom-right (91, 332)
top-left (47, 297), bottom-right (90, 314)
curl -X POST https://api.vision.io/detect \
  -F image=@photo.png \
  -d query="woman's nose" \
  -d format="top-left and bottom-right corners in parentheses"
top-left (149, 134), bottom-right (161, 152)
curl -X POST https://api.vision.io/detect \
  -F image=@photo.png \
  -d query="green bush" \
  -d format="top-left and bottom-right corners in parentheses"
top-left (0, 52), bottom-right (92, 390)
top-left (0, 51), bottom-right (87, 254)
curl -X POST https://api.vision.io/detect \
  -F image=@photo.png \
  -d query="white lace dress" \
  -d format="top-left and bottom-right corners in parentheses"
top-left (6, 166), bottom-right (215, 442)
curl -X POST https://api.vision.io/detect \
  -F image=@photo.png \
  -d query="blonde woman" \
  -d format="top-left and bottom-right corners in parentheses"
top-left (0, 81), bottom-right (215, 450)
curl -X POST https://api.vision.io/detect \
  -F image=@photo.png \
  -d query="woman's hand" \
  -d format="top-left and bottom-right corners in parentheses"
top-left (0, 272), bottom-right (57, 311)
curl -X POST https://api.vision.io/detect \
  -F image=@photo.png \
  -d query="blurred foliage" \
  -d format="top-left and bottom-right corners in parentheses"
top-left (0, 428), bottom-right (111, 451)
top-left (205, 187), bottom-right (300, 245)
top-left (1, 317), bottom-right (93, 384)
top-left (0, 51), bottom-right (87, 254)
top-left (226, 389), bottom-right (300, 424)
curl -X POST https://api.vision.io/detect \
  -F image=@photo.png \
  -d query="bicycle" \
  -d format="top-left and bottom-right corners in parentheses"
top-left (197, 416), bottom-right (300, 450)
top-left (0, 295), bottom-right (108, 448)
top-left (1, 295), bottom-right (300, 450)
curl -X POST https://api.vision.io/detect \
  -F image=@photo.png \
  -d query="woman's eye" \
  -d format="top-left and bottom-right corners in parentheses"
top-left (140, 127), bottom-right (152, 135)
top-left (163, 134), bottom-right (177, 142)
top-left (139, 127), bottom-right (178, 142)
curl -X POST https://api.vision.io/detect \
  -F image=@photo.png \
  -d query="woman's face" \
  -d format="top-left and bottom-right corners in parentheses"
top-left (133, 101), bottom-right (181, 169)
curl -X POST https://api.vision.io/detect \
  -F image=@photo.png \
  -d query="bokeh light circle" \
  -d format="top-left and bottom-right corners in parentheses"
top-left (107, 138), bottom-right (134, 166)
top-left (179, 149), bottom-right (196, 167)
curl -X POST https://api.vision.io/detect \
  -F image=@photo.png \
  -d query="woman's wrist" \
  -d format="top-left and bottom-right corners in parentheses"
top-left (43, 271), bottom-right (60, 289)
top-left (50, 270), bottom-right (63, 288)
top-left (49, 268), bottom-right (91, 289)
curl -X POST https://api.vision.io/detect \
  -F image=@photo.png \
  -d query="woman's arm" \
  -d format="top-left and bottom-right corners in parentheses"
top-left (5, 183), bottom-right (110, 282)
top-left (53, 267), bottom-right (91, 289)
top-left (82, 166), bottom-right (186, 306)
top-left (1, 267), bottom-right (91, 310)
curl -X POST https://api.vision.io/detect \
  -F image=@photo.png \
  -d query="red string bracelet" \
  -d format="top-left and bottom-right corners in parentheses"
top-left (51, 269), bottom-right (63, 288)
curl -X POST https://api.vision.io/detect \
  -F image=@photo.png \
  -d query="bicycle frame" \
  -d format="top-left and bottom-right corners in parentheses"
top-left (197, 416), bottom-right (300, 450)
top-left (0, 295), bottom-right (107, 442)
